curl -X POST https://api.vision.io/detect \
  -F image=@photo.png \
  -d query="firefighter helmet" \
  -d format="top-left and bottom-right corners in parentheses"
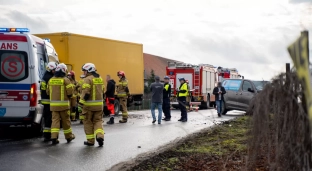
top-left (82, 63), bottom-right (96, 73)
top-left (46, 62), bottom-right (57, 72)
top-left (55, 63), bottom-right (68, 74)
top-left (164, 76), bottom-right (170, 80)
top-left (117, 71), bottom-right (125, 77)
top-left (68, 71), bottom-right (75, 76)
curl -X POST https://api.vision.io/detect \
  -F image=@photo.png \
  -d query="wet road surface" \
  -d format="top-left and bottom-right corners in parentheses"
top-left (0, 109), bottom-right (244, 171)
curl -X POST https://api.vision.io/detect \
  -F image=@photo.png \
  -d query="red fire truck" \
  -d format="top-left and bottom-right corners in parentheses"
top-left (216, 67), bottom-right (241, 83)
top-left (166, 62), bottom-right (216, 109)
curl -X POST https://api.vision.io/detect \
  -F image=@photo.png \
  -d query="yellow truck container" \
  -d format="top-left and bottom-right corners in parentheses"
top-left (34, 32), bottom-right (144, 115)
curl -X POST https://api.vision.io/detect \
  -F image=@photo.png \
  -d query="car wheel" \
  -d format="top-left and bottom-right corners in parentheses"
top-left (221, 101), bottom-right (228, 115)
top-left (114, 99), bottom-right (120, 116)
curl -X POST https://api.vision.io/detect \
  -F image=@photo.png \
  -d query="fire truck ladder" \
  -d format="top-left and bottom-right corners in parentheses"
top-left (194, 67), bottom-right (200, 96)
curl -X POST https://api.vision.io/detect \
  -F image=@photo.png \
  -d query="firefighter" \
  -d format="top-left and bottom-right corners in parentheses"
top-left (77, 75), bottom-right (85, 124)
top-left (177, 77), bottom-right (188, 122)
top-left (185, 80), bottom-right (191, 111)
top-left (105, 75), bottom-right (116, 125)
top-left (67, 71), bottom-right (78, 121)
top-left (78, 63), bottom-right (104, 147)
top-left (116, 71), bottom-right (130, 123)
top-left (41, 62), bottom-right (58, 142)
top-left (46, 63), bottom-right (75, 145)
top-left (162, 76), bottom-right (171, 121)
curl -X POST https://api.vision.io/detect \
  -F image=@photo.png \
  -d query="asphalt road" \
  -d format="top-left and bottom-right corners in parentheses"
top-left (0, 109), bottom-right (244, 171)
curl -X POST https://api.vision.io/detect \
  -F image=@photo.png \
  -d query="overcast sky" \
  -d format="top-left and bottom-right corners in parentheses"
top-left (0, 0), bottom-right (311, 80)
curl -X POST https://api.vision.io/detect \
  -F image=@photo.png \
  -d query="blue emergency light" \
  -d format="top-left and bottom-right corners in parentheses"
top-left (43, 38), bottom-right (51, 42)
top-left (0, 28), bottom-right (30, 33)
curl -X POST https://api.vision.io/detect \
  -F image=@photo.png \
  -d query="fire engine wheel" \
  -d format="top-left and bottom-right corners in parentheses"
top-left (206, 96), bottom-right (211, 108)
top-left (114, 99), bottom-right (120, 116)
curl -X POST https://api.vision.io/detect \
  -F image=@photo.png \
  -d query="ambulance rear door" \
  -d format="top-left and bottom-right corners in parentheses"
top-left (0, 32), bottom-right (32, 118)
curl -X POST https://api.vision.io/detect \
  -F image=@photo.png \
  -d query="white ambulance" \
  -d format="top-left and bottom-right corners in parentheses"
top-left (0, 28), bottom-right (59, 135)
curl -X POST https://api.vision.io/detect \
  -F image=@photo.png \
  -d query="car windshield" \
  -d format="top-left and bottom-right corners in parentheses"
top-left (252, 81), bottom-right (269, 90)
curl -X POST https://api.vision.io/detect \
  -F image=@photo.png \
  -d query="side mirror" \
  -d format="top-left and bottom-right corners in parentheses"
top-left (247, 88), bottom-right (254, 93)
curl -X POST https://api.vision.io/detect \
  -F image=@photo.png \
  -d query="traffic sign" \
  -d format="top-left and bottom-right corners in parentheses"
top-left (1, 56), bottom-right (24, 78)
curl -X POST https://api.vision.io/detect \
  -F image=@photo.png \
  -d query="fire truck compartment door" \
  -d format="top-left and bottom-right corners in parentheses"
top-left (176, 73), bottom-right (192, 90)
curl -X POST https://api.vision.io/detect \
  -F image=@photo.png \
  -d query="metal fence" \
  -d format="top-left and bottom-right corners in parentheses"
top-left (128, 94), bottom-right (152, 110)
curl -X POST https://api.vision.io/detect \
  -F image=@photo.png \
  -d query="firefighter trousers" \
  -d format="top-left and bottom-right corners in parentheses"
top-left (106, 97), bottom-right (115, 117)
top-left (43, 104), bottom-right (52, 139)
top-left (51, 110), bottom-right (73, 139)
top-left (83, 110), bottom-right (104, 144)
top-left (120, 97), bottom-right (128, 119)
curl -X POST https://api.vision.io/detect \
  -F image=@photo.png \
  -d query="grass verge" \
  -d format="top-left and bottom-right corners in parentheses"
top-left (129, 116), bottom-right (250, 171)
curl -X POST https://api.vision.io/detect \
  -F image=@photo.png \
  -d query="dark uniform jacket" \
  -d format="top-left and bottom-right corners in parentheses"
top-left (40, 71), bottom-right (54, 105)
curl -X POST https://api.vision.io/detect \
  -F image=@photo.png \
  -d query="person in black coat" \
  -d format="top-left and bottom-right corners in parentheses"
top-left (213, 82), bottom-right (226, 117)
top-left (41, 62), bottom-right (58, 142)
top-left (105, 75), bottom-right (116, 124)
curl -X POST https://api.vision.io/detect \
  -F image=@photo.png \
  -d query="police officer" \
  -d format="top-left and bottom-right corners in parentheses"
top-left (46, 63), bottom-right (75, 145)
top-left (177, 77), bottom-right (188, 122)
top-left (77, 75), bottom-right (85, 124)
top-left (41, 62), bottom-right (57, 142)
top-left (106, 75), bottom-right (116, 125)
top-left (67, 71), bottom-right (78, 121)
top-left (162, 76), bottom-right (171, 121)
top-left (78, 63), bottom-right (104, 147)
top-left (116, 71), bottom-right (130, 123)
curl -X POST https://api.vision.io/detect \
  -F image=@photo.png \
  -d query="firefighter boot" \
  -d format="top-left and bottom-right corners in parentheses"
top-left (84, 141), bottom-right (95, 146)
top-left (66, 134), bottom-right (75, 143)
top-left (107, 117), bottom-right (114, 124)
top-left (96, 137), bottom-right (104, 147)
top-left (119, 118), bottom-right (127, 123)
top-left (52, 139), bottom-right (59, 145)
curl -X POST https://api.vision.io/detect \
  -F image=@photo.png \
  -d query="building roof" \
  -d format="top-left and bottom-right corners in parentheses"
top-left (144, 53), bottom-right (181, 80)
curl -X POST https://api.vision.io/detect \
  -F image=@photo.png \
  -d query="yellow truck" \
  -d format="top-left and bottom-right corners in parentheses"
top-left (34, 32), bottom-right (144, 115)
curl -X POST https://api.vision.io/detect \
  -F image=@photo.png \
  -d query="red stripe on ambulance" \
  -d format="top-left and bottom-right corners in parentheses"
top-left (0, 91), bottom-right (30, 101)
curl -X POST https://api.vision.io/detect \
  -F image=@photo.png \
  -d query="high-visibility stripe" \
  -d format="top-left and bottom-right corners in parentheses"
top-left (51, 128), bottom-right (60, 133)
top-left (41, 99), bottom-right (50, 104)
top-left (43, 127), bottom-right (51, 133)
top-left (71, 113), bottom-right (76, 116)
top-left (41, 81), bottom-right (47, 90)
top-left (118, 82), bottom-right (128, 86)
top-left (66, 83), bottom-right (75, 89)
top-left (63, 128), bottom-right (72, 134)
top-left (82, 83), bottom-right (91, 89)
top-left (79, 115), bottom-right (85, 120)
top-left (84, 100), bottom-right (103, 106)
top-left (94, 129), bottom-right (104, 135)
top-left (50, 100), bottom-right (69, 106)
top-left (93, 85), bottom-right (96, 100)
top-left (86, 134), bottom-right (94, 139)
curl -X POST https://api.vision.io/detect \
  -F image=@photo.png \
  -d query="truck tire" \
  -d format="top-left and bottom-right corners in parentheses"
top-left (114, 99), bottom-right (120, 116)
top-left (207, 95), bottom-right (211, 108)
top-left (221, 101), bottom-right (228, 115)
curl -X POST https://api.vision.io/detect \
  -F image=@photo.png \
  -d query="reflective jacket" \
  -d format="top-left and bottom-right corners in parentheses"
top-left (163, 83), bottom-right (171, 99)
top-left (116, 78), bottom-right (130, 97)
top-left (68, 78), bottom-right (78, 97)
top-left (46, 77), bottom-right (74, 111)
top-left (40, 71), bottom-right (54, 105)
top-left (177, 82), bottom-right (188, 97)
top-left (77, 79), bottom-right (84, 95)
top-left (79, 74), bottom-right (104, 111)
